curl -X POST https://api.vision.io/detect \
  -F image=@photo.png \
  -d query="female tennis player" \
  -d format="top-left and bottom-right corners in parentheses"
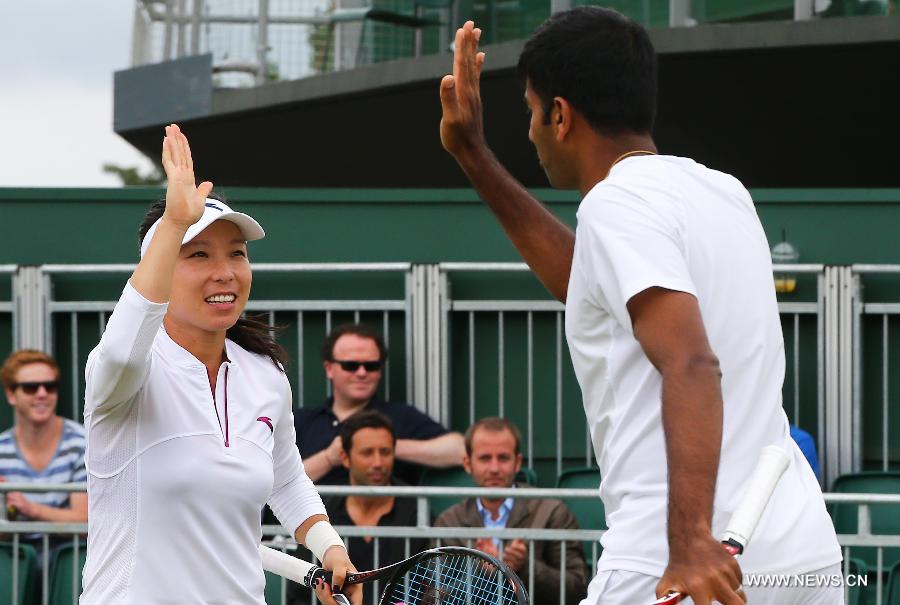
top-left (79, 124), bottom-right (359, 605)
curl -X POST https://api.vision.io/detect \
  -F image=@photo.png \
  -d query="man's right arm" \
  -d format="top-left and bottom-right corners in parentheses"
top-left (439, 21), bottom-right (574, 302)
top-left (394, 432), bottom-right (465, 468)
top-left (302, 436), bottom-right (343, 483)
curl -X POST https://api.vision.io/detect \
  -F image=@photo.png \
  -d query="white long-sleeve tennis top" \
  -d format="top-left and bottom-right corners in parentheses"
top-left (80, 283), bottom-right (326, 604)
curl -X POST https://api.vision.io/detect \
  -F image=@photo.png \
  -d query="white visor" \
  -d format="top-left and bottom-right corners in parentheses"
top-left (140, 199), bottom-right (265, 258)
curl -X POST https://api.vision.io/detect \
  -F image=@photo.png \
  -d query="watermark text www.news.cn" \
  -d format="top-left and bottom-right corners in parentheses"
top-left (743, 573), bottom-right (867, 588)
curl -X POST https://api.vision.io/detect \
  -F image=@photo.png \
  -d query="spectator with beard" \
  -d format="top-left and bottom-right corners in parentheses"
top-left (289, 411), bottom-right (426, 605)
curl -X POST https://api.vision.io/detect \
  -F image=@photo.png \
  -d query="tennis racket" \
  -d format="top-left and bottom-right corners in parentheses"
top-left (260, 544), bottom-right (529, 605)
top-left (651, 445), bottom-right (791, 604)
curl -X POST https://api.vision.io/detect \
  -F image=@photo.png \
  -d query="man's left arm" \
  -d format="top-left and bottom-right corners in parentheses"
top-left (395, 432), bottom-right (465, 468)
top-left (394, 405), bottom-right (466, 467)
top-left (627, 287), bottom-right (743, 605)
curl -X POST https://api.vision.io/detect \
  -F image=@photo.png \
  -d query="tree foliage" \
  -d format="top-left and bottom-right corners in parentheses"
top-left (102, 163), bottom-right (164, 187)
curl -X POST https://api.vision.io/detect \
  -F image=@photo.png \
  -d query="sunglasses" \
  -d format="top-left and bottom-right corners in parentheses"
top-left (332, 360), bottom-right (383, 373)
top-left (13, 381), bottom-right (60, 395)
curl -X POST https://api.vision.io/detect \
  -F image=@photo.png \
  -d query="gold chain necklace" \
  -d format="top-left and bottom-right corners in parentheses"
top-left (603, 149), bottom-right (657, 180)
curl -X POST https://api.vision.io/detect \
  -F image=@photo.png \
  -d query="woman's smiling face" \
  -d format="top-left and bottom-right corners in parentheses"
top-left (166, 220), bottom-right (252, 337)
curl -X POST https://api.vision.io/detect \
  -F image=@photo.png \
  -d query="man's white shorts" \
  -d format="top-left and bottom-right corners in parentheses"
top-left (579, 564), bottom-right (845, 605)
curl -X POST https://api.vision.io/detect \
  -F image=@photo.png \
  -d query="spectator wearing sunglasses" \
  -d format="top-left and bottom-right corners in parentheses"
top-left (296, 323), bottom-right (465, 484)
top-left (0, 350), bottom-right (88, 537)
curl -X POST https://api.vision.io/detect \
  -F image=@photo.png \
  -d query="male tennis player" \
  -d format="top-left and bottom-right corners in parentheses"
top-left (439, 9), bottom-right (842, 605)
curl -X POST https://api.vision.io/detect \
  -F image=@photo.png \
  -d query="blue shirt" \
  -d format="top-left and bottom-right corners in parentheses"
top-left (790, 425), bottom-right (820, 479)
top-left (0, 418), bottom-right (86, 534)
top-left (476, 497), bottom-right (514, 549)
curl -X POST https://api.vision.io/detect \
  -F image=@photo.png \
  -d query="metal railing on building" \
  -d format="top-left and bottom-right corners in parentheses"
top-left (128, 0), bottom-right (867, 87)
top-left (132, 0), bottom-right (451, 85)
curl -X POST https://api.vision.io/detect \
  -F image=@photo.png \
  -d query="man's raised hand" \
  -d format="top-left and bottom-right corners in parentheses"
top-left (439, 21), bottom-right (487, 158)
top-left (161, 124), bottom-right (212, 229)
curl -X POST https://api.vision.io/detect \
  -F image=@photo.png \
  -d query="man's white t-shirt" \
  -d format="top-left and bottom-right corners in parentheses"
top-left (565, 155), bottom-right (841, 577)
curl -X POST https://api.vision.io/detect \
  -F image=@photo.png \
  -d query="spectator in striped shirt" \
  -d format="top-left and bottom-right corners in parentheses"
top-left (0, 349), bottom-right (87, 546)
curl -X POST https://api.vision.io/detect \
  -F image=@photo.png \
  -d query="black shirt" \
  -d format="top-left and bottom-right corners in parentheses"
top-left (286, 482), bottom-right (427, 605)
top-left (294, 396), bottom-right (448, 485)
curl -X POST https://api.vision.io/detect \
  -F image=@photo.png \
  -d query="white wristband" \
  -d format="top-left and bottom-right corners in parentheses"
top-left (305, 521), bottom-right (345, 561)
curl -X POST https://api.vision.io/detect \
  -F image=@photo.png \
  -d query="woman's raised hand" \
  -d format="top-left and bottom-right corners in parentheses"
top-left (160, 124), bottom-right (213, 229)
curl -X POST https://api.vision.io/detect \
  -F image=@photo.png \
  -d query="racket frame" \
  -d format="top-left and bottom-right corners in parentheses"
top-left (260, 544), bottom-right (528, 605)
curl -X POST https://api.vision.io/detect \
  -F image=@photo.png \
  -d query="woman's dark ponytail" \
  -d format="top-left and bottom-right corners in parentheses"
top-left (138, 195), bottom-right (289, 371)
top-left (227, 316), bottom-right (289, 370)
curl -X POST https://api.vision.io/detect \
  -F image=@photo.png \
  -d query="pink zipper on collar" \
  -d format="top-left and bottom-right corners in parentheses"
top-left (223, 366), bottom-right (230, 447)
top-left (211, 365), bottom-right (230, 448)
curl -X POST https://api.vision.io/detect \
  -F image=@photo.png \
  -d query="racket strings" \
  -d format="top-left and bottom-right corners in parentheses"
top-left (394, 563), bottom-right (499, 605)
top-left (386, 553), bottom-right (520, 605)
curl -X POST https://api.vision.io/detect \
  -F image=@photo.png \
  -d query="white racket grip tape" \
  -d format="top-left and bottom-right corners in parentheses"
top-left (721, 445), bottom-right (791, 548)
top-left (259, 544), bottom-right (320, 587)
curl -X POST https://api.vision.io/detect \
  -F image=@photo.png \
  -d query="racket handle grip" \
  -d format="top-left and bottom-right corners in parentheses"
top-left (259, 544), bottom-right (333, 588)
top-left (650, 446), bottom-right (791, 605)
top-left (720, 445), bottom-right (790, 549)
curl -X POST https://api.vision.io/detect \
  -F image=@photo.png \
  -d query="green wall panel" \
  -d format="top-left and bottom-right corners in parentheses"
top-left (2, 187), bottom-right (899, 478)
top-left (3, 187), bottom-right (900, 266)
top-left (0, 187), bottom-right (576, 265)
top-left (754, 190), bottom-right (900, 266)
